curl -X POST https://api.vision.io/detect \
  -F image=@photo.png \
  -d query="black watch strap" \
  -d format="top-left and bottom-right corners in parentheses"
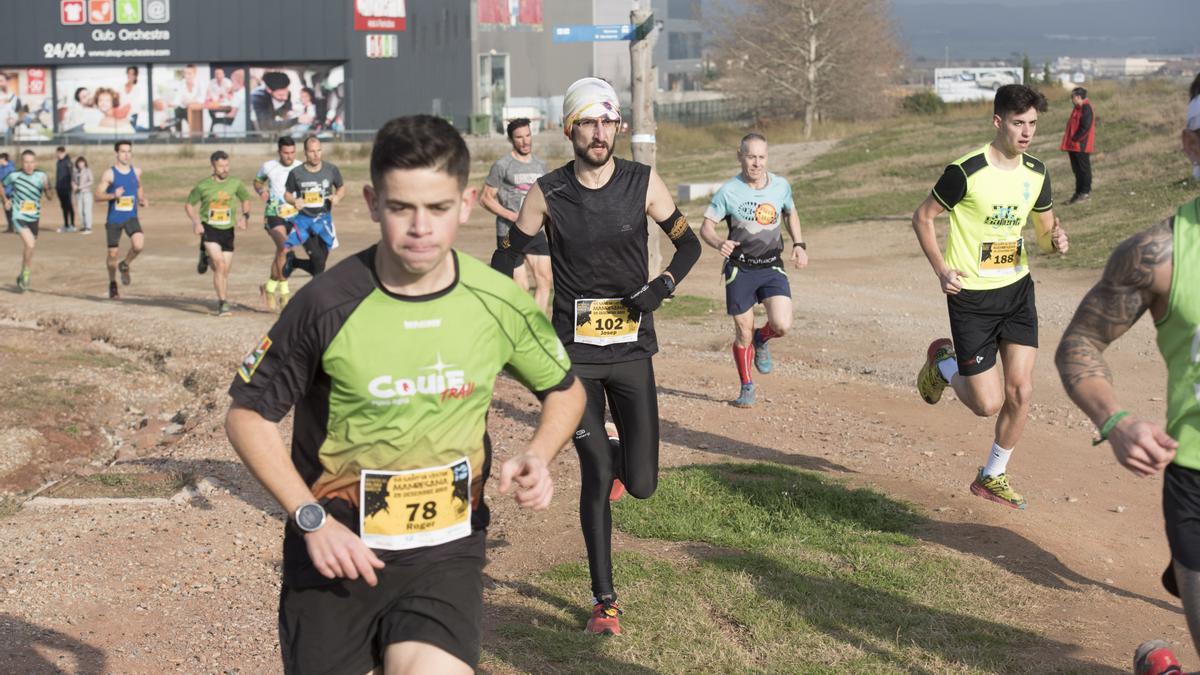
top-left (793, 242), bottom-right (807, 250)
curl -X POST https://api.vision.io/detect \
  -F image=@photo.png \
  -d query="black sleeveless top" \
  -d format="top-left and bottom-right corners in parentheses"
top-left (538, 158), bottom-right (656, 364)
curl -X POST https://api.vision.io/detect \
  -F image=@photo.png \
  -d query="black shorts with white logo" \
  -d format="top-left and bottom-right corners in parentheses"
top-left (1162, 462), bottom-right (1200, 597)
top-left (278, 529), bottom-right (485, 674)
top-left (201, 224), bottom-right (235, 252)
top-left (946, 274), bottom-right (1038, 376)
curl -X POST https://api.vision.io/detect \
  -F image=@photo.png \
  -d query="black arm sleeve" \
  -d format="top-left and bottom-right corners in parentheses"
top-left (931, 165), bottom-right (967, 210)
top-left (658, 209), bottom-right (701, 286)
top-left (1072, 104), bottom-right (1093, 142)
top-left (489, 225), bottom-right (537, 277)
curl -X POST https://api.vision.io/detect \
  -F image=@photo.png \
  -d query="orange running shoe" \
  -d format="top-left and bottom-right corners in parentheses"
top-left (605, 423), bottom-right (625, 502)
top-left (585, 596), bottom-right (622, 636)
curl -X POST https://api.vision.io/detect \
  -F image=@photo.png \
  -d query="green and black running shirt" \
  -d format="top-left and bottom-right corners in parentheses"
top-left (931, 144), bottom-right (1053, 291)
top-left (229, 247), bottom-right (573, 584)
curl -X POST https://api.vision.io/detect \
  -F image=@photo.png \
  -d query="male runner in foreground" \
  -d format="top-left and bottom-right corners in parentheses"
top-left (95, 140), bottom-right (148, 300)
top-left (913, 84), bottom-right (1068, 509)
top-left (227, 115), bottom-right (585, 674)
top-left (185, 150), bottom-right (253, 316)
top-left (492, 77), bottom-right (702, 635)
top-left (700, 132), bottom-right (808, 407)
top-left (481, 117), bottom-right (552, 315)
top-left (282, 136), bottom-right (344, 279)
top-left (1055, 203), bottom-right (1198, 675)
top-left (1, 150), bottom-right (51, 291)
top-left (253, 136), bottom-right (300, 310)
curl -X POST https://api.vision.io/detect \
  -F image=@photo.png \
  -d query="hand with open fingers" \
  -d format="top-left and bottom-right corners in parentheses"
top-left (192, 222), bottom-right (203, 236)
top-left (303, 518), bottom-right (386, 586)
top-left (939, 268), bottom-right (963, 295)
top-left (791, 245), bottom-right (808, 269)
top-left (718, 239), bottom-right (738, 258)
top-left (114, 186), bottom-right (125, 197)
top-left (498, 453), bottom-right (554, 511)
top-left (1108, 416), bottom-right (1179, 477)
top-left (1052, 216), bottom-right (1069, 253)
top-left (237, 217), bottom-right (248, 231)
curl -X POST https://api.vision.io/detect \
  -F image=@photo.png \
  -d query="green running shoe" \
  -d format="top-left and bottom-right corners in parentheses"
top-left (917, 338), bottom-right (954, 404)
top-left (970, 468), bottom-right (1026, 510)
top-left (16, 269), bottom-right (29, 292)
top-left (217, 301), bottom-right (233, 317)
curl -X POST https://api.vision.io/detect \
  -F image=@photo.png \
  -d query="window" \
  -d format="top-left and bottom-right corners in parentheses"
top-left (668, 32), bottom-right (702, 60)
top-left (668, 0), bottom-right (700, 20)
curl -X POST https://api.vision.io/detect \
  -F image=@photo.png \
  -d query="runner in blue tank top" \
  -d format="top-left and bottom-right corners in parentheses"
top-left (95, 140), bottom-right (148, 300)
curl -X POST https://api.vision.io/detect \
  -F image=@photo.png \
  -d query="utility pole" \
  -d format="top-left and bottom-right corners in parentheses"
top-left (630, 1), bottom-right (661, 275)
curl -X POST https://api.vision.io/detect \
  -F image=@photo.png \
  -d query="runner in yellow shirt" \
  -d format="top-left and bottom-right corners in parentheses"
top-left (912, 84), bottom-right (1069, 509)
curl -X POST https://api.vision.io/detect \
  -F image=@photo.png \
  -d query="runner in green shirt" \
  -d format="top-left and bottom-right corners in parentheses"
top-left (225, 115), bottom-right (585, 675)
top-left (1056, 199), bottom-right (1200, 674)
top-left (1, 150), bottom-right (52, 292)
top-left (185, 150), bottom-right (252, 316)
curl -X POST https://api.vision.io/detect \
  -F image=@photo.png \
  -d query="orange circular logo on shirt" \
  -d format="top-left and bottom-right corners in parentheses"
top-left (754, 203), bottom-right (777, 225)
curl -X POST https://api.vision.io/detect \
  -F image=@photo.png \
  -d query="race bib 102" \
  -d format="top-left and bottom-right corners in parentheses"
top-left (573, 298), bottom-right (641, 346)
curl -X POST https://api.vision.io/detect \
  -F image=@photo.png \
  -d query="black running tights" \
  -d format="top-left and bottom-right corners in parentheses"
top-left (573, 358), bottom-right (660, 598)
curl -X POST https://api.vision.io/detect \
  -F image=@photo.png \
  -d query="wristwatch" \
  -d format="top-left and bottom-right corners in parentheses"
top-left (293, 501), bottom-right (326, 533)
top-left (793, 242), bottom-right (807, 250)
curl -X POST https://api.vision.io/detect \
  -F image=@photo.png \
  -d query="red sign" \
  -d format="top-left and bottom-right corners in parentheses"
top-left (89, 0), bottom-right (113, 24)
top-left (61, 0), bottom-right (86, 25)
top-left (25, 70), bottom-right (46, 96)
top-left (354, 0), bottom-right (406, 32)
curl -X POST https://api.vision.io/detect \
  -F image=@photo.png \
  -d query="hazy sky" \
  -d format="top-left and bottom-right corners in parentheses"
top-left (890, 0), bottom-right (1200, 61)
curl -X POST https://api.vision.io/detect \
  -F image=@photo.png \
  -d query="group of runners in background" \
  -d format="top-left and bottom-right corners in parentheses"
top-left (1, 75), bottom-right (1195, 674)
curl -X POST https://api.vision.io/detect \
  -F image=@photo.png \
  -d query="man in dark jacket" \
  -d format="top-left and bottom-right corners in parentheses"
top-left (54, 146), bottom-right (76, 232)
top-left (1060, 87), bottom-right (1095, 205)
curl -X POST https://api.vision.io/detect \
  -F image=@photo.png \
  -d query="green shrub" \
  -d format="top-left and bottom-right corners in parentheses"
top-left (901, 91), bottom-right (946, 115)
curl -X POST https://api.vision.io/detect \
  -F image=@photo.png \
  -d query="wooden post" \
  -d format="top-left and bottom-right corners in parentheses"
top-left (630, 3), bottom-right (661, 275)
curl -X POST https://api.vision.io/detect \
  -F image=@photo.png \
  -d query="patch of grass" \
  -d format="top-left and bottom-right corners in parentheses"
top-left (47, 471), bottom-right (193, 499)
top-left (486, 463), bottom-right (1091, 673)
top-left (63, 423), bottom-right (80, 438)
top-left (654, 294), bottom-right (719, 321)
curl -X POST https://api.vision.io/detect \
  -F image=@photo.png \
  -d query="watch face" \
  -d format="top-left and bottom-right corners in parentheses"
top-left (297, 503), bottom-right (324, 531)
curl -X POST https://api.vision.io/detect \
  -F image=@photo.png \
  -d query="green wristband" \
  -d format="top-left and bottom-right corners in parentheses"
top-left (1092, 410), bottom-right (1131, 446)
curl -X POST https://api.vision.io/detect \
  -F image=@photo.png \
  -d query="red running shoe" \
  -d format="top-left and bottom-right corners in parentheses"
top-left (585, 596), bottom-right (622, 636)
top-left (605, 423), bottom-right (625, 502)
top-left (1134, 640), bottom-right (1183, 675)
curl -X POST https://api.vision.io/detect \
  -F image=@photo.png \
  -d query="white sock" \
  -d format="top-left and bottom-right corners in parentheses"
top-left (937, 356), bottom-right (958, 383)
top-left (983, 442), bottom-right (1013, 477)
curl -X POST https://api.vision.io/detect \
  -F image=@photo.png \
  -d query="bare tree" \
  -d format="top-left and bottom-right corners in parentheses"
top-left (712, 0), bottom-right (900, 136)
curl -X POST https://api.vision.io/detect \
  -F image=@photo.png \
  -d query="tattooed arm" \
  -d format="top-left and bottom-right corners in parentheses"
top-left (1054, 218), bottom-right (1179, 476)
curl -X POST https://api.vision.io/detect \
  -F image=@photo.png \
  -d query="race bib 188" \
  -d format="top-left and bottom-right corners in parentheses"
top-left (978, 238), bottom-right (1024, 277)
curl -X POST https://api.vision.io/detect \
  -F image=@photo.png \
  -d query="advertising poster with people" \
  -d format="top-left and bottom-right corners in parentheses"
top-left (478, 0), bottom-right (542, 30)
top-left (150, 64), bottom-right (248, 138)
top-left (248, 65), bottom-right (345, 135)
top-left (56, 65), bottom-right (149, 136)
top-left (1, 68), bottom-right (54, 141)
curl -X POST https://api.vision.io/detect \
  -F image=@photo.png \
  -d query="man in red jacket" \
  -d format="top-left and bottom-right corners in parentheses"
top-left (1061, 87), bottom-right (1095, 205)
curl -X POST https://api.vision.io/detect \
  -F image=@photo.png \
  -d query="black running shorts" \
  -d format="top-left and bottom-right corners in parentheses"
top-left (105, 218), bottom-right (142, 248)
top-left (946, 274), bottom-right (1038, 376)
top-left (14, 219), bottom-right (38, 238)
top-left (1162, 462), bottom-right (1200, 597)
top-left (496, 230), bottom-right (550, 260)
top-left (278, 530), bottom-right (485, 674)
top-left (265, 215), bottom-right (294, 233)
top-left (201, 224), bottom-right (235, 252)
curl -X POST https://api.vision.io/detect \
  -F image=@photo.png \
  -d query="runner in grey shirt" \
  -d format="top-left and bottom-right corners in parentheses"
top-left (482, 118), bottom-right (552, 314)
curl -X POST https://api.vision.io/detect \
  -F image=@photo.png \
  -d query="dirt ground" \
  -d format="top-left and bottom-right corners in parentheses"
top-left (0, 142), bottom-right (1191, 674)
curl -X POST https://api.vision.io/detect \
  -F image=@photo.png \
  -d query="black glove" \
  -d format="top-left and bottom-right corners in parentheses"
top-left (621, 275), bottom-right (675, 314)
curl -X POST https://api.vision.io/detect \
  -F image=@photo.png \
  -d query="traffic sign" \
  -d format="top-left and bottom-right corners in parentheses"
top-left (552, 24), bottom-right (633, 43)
